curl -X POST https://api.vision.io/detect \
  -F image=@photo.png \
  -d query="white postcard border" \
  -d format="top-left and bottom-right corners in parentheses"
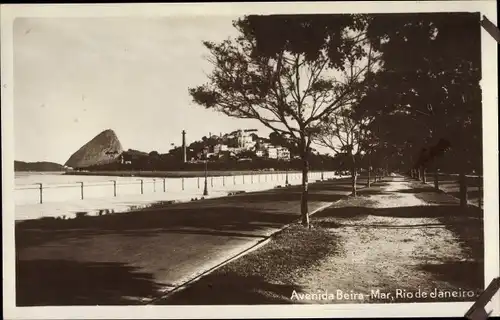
top-left (1, 1), bottom-right (498, 319)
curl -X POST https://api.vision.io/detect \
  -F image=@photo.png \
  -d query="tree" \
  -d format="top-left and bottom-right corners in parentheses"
top-left (189, 14), bottom-right (373, 227)
top-left (365, 12), bottom-right (482, 206)
top-left (316, 106), bottom-right (375, 196)
top-left (239, 150), bottom-right (257, 159)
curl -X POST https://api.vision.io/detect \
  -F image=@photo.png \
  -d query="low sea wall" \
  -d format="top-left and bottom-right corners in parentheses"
top-left (15, 171), bottom-right (336, 206)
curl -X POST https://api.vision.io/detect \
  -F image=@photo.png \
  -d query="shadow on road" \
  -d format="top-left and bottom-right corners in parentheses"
top-left (16, 259), bottom-right (164, 306)
top-left (160, 272), bottom-right (300, 305)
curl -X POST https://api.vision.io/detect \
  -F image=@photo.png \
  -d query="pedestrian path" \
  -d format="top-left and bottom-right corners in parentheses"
top-left (296, 175), bottom-right (483, 304)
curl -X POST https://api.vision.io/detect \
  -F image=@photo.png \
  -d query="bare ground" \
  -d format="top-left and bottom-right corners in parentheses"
top-left (295, 176), bottom-right (484, 304)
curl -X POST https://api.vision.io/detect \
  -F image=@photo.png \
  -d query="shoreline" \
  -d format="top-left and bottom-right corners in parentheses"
top-left (61, 170), bottom-right (312, 178)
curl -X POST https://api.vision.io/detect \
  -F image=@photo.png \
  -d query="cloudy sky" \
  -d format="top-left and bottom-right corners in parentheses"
top-left (14, 16), bottom-right (272, 164)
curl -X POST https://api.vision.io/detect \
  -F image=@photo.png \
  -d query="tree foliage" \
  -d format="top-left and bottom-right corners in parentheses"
top-left (189, 14), bottom-right (376, 157)
top-left (363, 12), bottom-right (482, 172)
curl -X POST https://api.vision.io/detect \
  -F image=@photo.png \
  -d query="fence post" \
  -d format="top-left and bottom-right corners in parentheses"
top-left (163, 178), bottom-right (166, 192)
top-left (139, 179), bottom-right (144, 194)
top-left (37, 183), bottom-right (43, 204)
top-left (182, 178), bottom-right (185, 190)
top-left (153, 179), bottom-right (156, 192)
top-left (251, 173), bottom-right (254, 184)
top-left (211, 176), bottom-right (213, 187)
top-left (111, 180), bottom-right (117, 197)
top-left (243, 175), bottom-right (245, 184)
top-left (233, 175), bottom-right (236, 185)
top-left (79, 182), bottom-right (84, 200)
top-left (223, 175), bottom-right (225, 186)
top-left (198, 177), bottom-right (200, 189)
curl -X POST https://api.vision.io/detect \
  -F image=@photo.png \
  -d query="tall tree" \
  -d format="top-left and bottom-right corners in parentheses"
top-left (364, 12), bottom-right (482, 205)
top-left (189, 14), bottom-right (373, 227)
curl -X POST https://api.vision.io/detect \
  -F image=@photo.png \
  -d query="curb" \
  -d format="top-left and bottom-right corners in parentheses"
top-left (147, 176), bottom-right (381, 305)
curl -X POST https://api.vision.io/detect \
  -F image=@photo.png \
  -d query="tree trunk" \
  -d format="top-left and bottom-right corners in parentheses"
top-left (367, 167), bottom-right (371, 187)
top-left (434, 170), bottom-right (439, 190)
top-left (459, 171), bottom-right (468, 207)
top-left (417, 167), bottom-right (421, 180)
top-left (421, 167), bottom-right (426, 184)
top-left (367, 154), bottom-right (371, 187)
top-left (301, 155), bottom-right (310, 227)
top-left (351, 158), bottom-right (357, 196)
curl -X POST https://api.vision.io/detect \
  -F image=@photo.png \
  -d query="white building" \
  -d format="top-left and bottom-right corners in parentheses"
top-left (213, 144), bottom-right (228, 154)
top-left (266, 146), bottom-right (290, 160)
top-left (236, 130), bottom-right (255, 149)
top-left (267, 147), bottom-right (278, 159)
top-left (277, 147), bottom-right (291, 160)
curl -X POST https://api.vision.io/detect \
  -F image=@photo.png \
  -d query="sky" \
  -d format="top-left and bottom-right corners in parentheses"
top-left (13, 16), bottom-right (273, 164)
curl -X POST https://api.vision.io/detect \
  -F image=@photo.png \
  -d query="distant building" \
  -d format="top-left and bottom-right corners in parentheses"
top-left (277, 147), bottom-right (291, 160)
top-left (236, 130), bottom-right (255, 149)
top-left (267, 147), bottom-right (278, 159)
top-left (214, 144), bottom-right (228, 154)
top-left (266, 146), bottom-right (290, 160)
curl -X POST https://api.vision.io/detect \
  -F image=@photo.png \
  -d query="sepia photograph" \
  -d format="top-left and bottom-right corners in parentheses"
top-left (2, 1), bottom-right (498, 319)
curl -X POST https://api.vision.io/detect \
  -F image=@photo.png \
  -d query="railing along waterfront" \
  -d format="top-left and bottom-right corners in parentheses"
top-left (15, 171), bottom-right (338, 206)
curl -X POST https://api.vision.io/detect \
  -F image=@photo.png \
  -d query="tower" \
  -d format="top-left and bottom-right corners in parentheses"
top-left (182, 130), bottom-right (187, 163)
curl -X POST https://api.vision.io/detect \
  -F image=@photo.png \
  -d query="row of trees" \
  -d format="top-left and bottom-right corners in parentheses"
top-left (190, 13), bottom-right (482, 227)
top-left (87, 148), bottom-right (342, 172)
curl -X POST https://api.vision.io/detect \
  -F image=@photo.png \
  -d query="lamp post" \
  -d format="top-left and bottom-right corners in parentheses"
top-left (321, 159), bottom-right (324, 181)
top-left (78, 181), bottom-right (84, 200)
top-left (203, 159), bottom-right (209, 196)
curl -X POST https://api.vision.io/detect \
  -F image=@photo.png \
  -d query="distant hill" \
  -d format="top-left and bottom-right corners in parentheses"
top-left (65, 129), bottom-right (124, 169)
top-left (15, 160), bottom-right (66, 172)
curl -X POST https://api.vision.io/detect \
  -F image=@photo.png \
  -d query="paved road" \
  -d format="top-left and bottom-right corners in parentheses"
top-left (16, 176), bottom-right (369, 306)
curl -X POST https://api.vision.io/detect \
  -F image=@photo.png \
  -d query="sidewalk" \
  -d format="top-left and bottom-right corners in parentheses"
top-left (15, 176), bottom-right (367, 306)
top-left (159, 175), bottom-right (484, 305)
